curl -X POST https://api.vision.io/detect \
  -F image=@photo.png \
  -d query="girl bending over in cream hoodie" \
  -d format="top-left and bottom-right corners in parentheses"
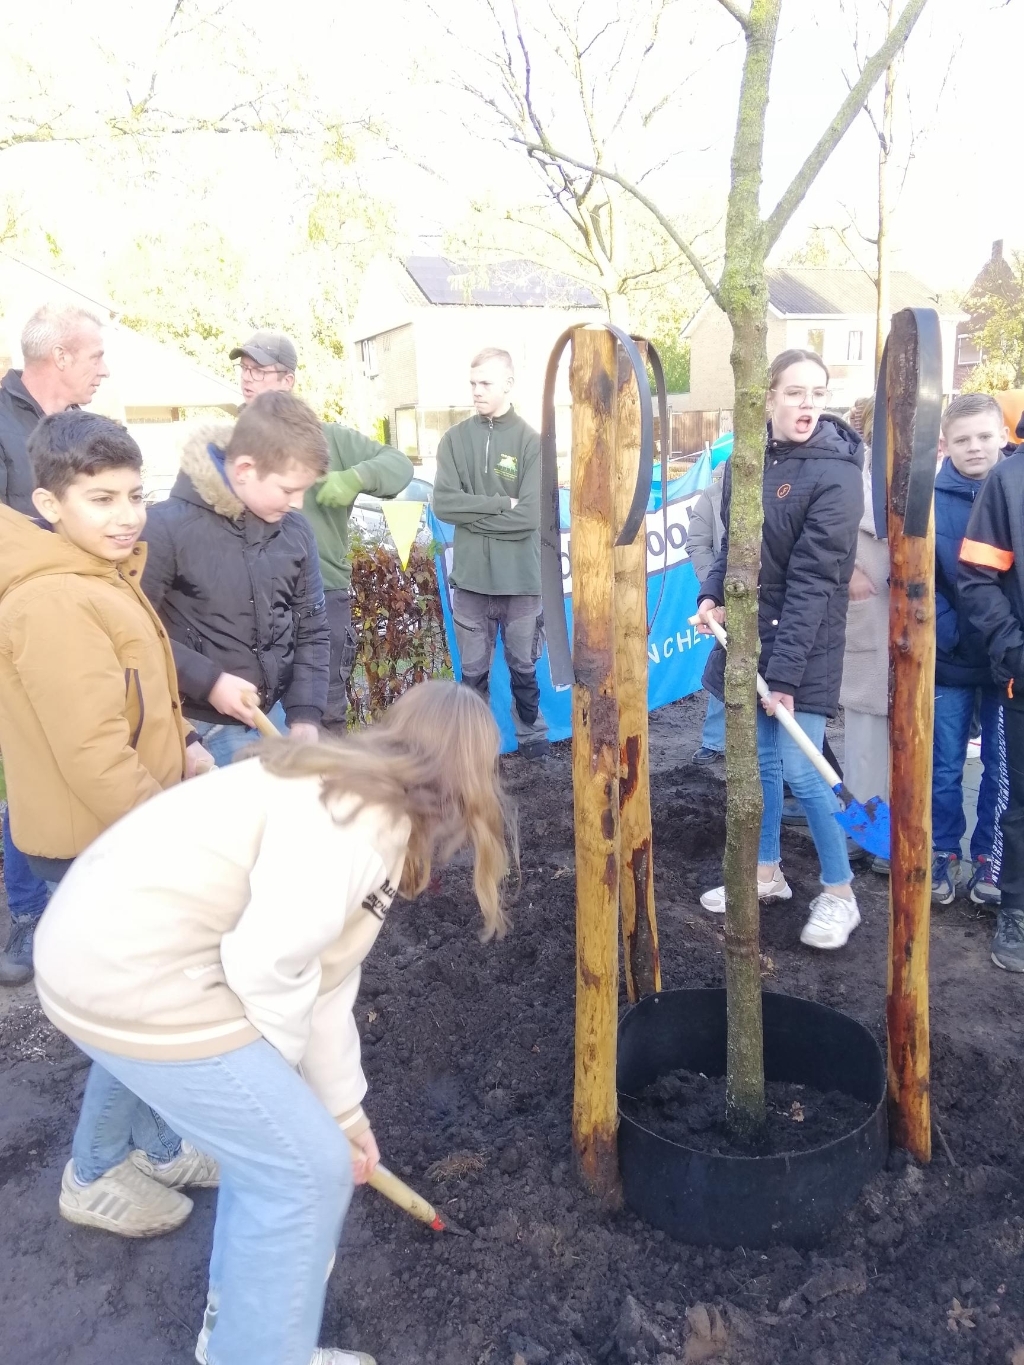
top-left (34, 679), bottom-right (514, 1365)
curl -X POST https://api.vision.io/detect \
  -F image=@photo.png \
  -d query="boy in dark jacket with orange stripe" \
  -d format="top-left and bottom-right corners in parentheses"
top-left (931, 395), bottom-right (1008, 909)
top-left (958, 398), bottom-right (1024, 971)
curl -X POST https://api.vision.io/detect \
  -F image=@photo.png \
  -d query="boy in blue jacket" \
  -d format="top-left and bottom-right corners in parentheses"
top-left (931, 394), bottom-right (1009, 907)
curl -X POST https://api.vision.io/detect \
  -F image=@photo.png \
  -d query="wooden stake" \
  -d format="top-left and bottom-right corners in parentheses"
top-left (569, 328), bottom-right (623, 1206)
top-left (885, 310), bottom-right (934, 1163)
top-left (614, 345), bottom-right (660, 1002)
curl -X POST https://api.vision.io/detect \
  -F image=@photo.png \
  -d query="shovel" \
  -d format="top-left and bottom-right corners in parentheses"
top-left (247, 699), bottom-right (468, 1235)
top-left (690, 615), bottom-right (890, 860)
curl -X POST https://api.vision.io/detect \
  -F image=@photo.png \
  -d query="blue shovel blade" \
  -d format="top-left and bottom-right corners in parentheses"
top-left (835, 795), bottom-right (890, 861)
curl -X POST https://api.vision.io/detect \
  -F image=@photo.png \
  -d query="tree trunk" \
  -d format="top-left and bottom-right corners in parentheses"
top-left (615, 344), bottom-right (660, 1002)
top-left (874, 0), bottom-right (897, 380)
top-left (884, 312), bottom-right (934, 1162)
top-left (716, 0), bottom-right (783, 1137)
top-left (569, 328), bottom-right (623, 1206)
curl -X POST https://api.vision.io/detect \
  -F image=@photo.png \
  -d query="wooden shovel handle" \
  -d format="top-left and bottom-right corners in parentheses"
top-left (365, 1161), bottom-right (446, 1230)
top-left (247, 700), bottom-right (283, 740)
top-left (689, 613), bottom-right (843, 791)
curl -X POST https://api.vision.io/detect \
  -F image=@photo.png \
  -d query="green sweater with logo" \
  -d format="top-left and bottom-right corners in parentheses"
top-left (431, 408), bottom-right (541, 596)
top-left (302, 425), bottom-right (414, 591)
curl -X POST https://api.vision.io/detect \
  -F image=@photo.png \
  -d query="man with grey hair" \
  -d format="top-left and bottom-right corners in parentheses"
top-left (0, 303), bottom-right (109, 986)
top-left (432, 347), bottom-right (548, 758)
top-left (0, 303), bottom-right (109, 515)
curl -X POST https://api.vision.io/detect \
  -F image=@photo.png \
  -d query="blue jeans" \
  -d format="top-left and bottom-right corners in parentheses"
top-left (79, 1039), bottom-right (353, 1365)
top-left (72, 1059), bottom-right (183, 1182)
top-left (932, 685), bottom-right (1006, 864)
top-left (38, 868), bottom-right (184, 1181)
top-left (701, 694), bottom-right (725, 752)
top-left (2, 806), bottom-right (49, 921)
top-left (190, 700), bottom-right (288, 767)
top-left (757, 707), bottom-right (853, 886)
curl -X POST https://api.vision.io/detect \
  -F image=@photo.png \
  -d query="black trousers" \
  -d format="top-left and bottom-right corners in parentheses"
top-left (323, 590), bottom-right (357, 727)
top-left (999, 704), bottom-right (1024, 910)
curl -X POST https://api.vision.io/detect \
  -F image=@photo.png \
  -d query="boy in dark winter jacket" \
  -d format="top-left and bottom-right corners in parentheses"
top-left (142, 392), bottom-right (330, 765)
top-left (931, 394), bottom-right (1009, 909)
top-left (956, 403), bottom-right (1024, 972)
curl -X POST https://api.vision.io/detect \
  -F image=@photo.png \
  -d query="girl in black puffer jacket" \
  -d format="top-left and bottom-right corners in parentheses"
top-left (697, 350), bottom-right (865, 951)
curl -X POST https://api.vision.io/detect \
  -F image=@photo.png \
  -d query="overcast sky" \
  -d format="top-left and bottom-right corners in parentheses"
top-left (2, 0), bottom-right (1020, 304)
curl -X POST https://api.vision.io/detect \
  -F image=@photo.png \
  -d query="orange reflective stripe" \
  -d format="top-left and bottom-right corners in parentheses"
top-left (960, 538), bottom-right (1014, 572)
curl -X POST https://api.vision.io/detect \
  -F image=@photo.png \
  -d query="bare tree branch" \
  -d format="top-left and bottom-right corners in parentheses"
top-left (763, 0), bottom-right (929, 251)
top-left (714, 0), bottom-right (751, 31)
top-left (517, 137), bottom-right (722, 305)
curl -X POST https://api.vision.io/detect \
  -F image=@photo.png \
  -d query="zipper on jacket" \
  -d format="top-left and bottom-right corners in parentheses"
top-left (485, 418), bottom-right (493, 476)
top-left (124, 669), bottom-right (145, 749)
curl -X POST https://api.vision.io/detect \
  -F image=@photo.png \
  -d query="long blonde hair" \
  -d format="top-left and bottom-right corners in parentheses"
top-left (260, 681), bottom-right (515, 938)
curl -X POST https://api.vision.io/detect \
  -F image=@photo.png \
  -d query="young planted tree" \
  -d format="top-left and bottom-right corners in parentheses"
top-left (513, 0), bottom-right (930, 1132)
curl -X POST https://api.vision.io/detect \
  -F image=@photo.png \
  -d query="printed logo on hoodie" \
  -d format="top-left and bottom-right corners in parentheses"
top-left (361, 877), bottom-right (398, 921)
top-left (496, 452), bottom-right (519, 480)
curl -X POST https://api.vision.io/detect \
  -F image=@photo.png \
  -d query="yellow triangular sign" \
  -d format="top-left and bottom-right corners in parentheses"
top-left (381, 500), bottom-right (425, 570)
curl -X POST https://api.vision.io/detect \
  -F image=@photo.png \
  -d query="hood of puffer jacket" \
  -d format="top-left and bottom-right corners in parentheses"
top-left (766, 412), bottom-right (864, 467)
top-left (0, 501), bottom-right (125, 602)
top-left (172, 423), bottom-right (245, 520)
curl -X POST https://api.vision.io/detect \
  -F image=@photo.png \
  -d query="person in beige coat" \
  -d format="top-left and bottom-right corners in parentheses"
top-left (34, 680), bottom-right (513, 1365)
top-left (840, 400), bottom-right (890, 869)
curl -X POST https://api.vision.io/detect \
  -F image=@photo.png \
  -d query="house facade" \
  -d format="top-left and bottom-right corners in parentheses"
top-left (351, 256), bottom-right (603, 474)
top-left (679, 268), bottom-right (962, 413)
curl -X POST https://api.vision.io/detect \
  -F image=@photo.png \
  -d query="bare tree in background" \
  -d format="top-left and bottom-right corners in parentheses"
top-left (823, 0), bottom-right (955, 379)
top-left (498, 0), bottom-right (932, 1134)
top-left (0, 0), bottom-right (349, 155)
top-left (420, 0), bottom-right (713, 326)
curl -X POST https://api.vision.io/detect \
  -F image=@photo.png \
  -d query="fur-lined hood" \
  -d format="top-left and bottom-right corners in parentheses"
top-left (174, 422), bottom-right (245, 520)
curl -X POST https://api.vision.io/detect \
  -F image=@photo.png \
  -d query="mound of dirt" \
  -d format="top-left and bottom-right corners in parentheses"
top-left (2, 695), bottom-right (1023, 1365)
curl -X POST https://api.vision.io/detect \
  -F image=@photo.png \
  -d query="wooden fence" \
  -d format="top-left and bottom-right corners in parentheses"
top-left (654, 409), bottom-right (733, 461)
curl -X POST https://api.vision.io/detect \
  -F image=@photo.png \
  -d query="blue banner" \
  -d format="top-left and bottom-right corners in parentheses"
top-left (429, 436), bottom-right (729, 753)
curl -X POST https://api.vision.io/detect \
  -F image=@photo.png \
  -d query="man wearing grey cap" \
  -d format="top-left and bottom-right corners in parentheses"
top-left (231, 332), bottom-right (414, 727)
top-left (230, 332), bottom-right (299, 404)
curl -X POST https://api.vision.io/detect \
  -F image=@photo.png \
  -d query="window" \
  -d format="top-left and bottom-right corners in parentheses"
top-left (957, 334), bottom-right (982, 366)
top-left (847, 330), bottom-right (863, 362)
top-left (360, 337), bottom-right (378, 378)
top-left (806, 328), bottom-right (825, 357)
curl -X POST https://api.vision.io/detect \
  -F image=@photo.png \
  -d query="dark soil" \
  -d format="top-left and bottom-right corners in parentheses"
top-left (2, 693), bottom-right (1024, 1365)
top-left (620, 1070), bottom-right (875, 1157)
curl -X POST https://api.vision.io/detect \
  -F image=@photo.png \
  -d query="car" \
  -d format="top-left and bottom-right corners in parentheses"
top-left (349, 475), bottom-right (435, 548)
top-left (143, 475), bottom-right (177, 507)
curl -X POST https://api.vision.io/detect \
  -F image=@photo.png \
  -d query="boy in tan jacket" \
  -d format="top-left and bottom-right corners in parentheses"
top-left (0, 410), bottom-right (217, 1238)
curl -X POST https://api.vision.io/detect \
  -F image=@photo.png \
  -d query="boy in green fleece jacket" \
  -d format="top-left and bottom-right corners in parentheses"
top-left (431, 347), bottom-right (548, 757)
top-left (229, 331), bottom-right (414, 725)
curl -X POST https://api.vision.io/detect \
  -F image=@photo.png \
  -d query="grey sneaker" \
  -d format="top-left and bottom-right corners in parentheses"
top-left (700, 868), bottom-right (792, 914)
top-left (967, 855), bottom-right (1001, 907)
top-left (132, 1140), bottom-right (219, 1189)
top-left (59, 1156), bottom-right (192, 1237)
top-left (991, 907), bottom-right (1024, 972)
top-left (0, 916), bottom-right (36, 986)
top-left (931, 851), bottom-right (961, 906)
top-left (691, 746), bottom-right (723, 766)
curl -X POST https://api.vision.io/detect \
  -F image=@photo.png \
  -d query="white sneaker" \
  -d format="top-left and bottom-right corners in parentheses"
top-left (800, 892), bottom-right (861, 949)
top-left (132, 1139), bottom-right (219, 1188)
top-left (195, 1294), bottom-right (375, 1365)
top-left (59, 1156), bottom-right (193, 1237)
top-left (700, 868), bottom-right (793, 914)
